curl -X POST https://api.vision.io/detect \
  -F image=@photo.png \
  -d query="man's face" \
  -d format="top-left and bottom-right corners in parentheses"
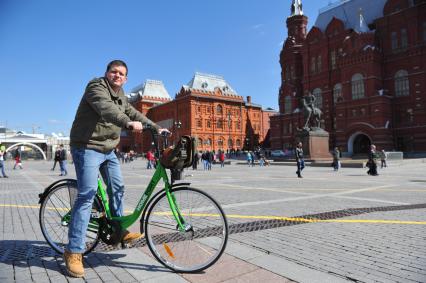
top-left (105, 65), bottom-right (127, 89)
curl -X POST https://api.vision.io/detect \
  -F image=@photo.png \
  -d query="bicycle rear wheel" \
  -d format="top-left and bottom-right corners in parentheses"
top-left (144, 187), bottom-right (228, 273)
top-left (39, 182), bottom-right (102, 254)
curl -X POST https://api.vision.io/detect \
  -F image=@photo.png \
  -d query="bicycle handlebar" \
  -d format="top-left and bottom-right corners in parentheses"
top-left (127, 125), bottom-right (171, 158)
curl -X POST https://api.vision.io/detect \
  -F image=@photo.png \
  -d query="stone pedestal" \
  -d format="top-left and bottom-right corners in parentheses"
top-left (296, 129), bottom-right (332, 160)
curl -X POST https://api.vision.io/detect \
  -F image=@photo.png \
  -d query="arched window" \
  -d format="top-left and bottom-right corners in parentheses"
top-left (333, 83), bottom-right (343, 103)
top-left (351, 73), bottom-right (365, 100)
top-left (312, 88), bottom-right (323, 109)
top-left (394, 70), bottom-right (409, 97)
top-left (284, 96), bottom-right (292, 114)
top-left (218, 137), bottom-right (224, 147)
top-left (216, 104), bottom-right (223, 115)
top-left (228, 138), bottom-right (233, 148)
top-left (198, 138), bottom-right (203, 147)
top-left (236, 139), bottom-right (241, 147)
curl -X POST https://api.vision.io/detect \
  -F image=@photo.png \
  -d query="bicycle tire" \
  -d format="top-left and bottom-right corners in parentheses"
top-left (39, 182), bottom-right (102, 255)
top-left (144, 187), bottom-right (228, 273)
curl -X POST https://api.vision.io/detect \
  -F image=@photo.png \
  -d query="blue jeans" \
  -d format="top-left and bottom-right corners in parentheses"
top-left (0, 160), bottom-right (6, 177)
top-left (297, 160), bottom-right (305, 175)
top-left (59, 160), bottom-right (68, 175)
top-left (67, 147), bottom-right (125, 253)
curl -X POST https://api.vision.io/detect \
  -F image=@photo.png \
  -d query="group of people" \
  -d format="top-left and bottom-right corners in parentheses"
top-left (294, 141), bottom-right (388, 178)
top-left (0, 147), bottom-right (26, 178)
top-left (366, 145), bottom-right (387, 176)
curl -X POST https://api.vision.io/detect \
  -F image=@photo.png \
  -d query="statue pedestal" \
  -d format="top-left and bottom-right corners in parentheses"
top-left (296, 129), bottom-right (332, 160)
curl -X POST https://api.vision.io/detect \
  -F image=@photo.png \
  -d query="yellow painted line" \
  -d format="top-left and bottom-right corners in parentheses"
top-left (2, 204), bottom-right (425, 225)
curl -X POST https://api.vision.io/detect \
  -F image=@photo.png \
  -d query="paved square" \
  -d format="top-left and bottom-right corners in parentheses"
top-left (0, 159), bottom-right (425, 282)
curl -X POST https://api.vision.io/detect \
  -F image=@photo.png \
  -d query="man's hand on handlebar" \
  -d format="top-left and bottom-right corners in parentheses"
top-left (126, 121), bottom-right (143, 132)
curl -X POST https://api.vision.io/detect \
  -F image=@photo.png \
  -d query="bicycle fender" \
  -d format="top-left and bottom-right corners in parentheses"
top-left (38, 179), bottom-right (77, 204)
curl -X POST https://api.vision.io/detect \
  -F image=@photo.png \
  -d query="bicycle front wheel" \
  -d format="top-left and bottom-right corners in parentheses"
top-left (144, 187), bottom-right (228, 273)
top-left (39, 182), bottom-right (102, 255)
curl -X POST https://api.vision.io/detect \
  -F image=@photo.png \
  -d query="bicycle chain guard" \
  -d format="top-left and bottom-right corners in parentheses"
top-left (98, 217), bottom-right (123, 245)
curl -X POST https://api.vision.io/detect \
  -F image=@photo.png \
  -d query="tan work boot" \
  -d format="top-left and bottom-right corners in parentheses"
top-left (122, 230), bottom-right (144, 243)
top-left (63, 250), bottom-right (84, 278)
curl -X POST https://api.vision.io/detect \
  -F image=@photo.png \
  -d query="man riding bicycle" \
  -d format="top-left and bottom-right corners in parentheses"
top-left (65, 60), bottom-right (169, 277)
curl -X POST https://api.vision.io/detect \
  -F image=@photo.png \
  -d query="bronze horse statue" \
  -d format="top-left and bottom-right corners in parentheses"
top-left (302, 94), bottom-right (322, 130)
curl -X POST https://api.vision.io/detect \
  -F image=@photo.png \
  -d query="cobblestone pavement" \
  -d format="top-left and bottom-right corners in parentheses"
top-left (0, 158), bottom-right (425, 282)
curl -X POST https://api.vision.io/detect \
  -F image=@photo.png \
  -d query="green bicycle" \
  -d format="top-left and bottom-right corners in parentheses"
top-left (38, 131), bottom-right (228, 273)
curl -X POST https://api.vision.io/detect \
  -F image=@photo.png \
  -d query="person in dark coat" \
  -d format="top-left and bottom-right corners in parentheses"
top-left (295, 142), bottom-right (304, 178)
top-left (51, 149), bottom-right (61, 171)
top-left (367, 144), bottom-right (379, 176)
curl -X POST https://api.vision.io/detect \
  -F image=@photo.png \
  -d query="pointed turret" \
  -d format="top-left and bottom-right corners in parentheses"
top-left (286, 0), bottom-right (307, 44)
top-left (358, 8), bottom-right (369, 33)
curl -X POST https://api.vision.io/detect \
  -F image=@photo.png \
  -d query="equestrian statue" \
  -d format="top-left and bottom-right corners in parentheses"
top-left (302, 93), bottom-right (322, 130)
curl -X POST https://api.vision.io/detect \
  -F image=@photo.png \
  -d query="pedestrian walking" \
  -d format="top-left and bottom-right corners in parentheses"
top-left (295, 142), bottom-right (304, 178)
top-left (13, 148), bottom-right (23, 170)
top-left (367, 144), bottom-right (379, 176)
top-left (146, 150), bottom-right (154, 169)
top-left (0, 145), bottom-right (8, 178)
top-left (192, 151), bottom-right (199, 170)
top-left (219, 151), bottom-right (225, 168)
top-left (380, 149), bottom-right (387, 168)
top-left (52, 148), bottom-right (61, 171)
top-left (207, 151), bottom-right (213, 170)
top-left (333, 147), bottom-right (341, 171)
top-left (246, 151), bottom-right (252, 166)
top-left (59, 144), bottom-right (68, 176)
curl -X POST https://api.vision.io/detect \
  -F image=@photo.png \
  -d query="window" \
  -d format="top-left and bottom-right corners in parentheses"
top-left (198, 138), bottom-right (203, 146)
top-left (207, 106), bottom-right (211, 113)
top-left (216, 119), bottom-right (223, 129)
top-left (206, 120), bottom-right (211, 128)
top-left (351, 73), bottom-right (365, 100)
top-left (333, 83), bottom-right (343, 103)
top-left (310, 57), bottom-right (316, 74)
top-left (218, 138), bottom-right (224, 147)
top-left (216, 105), bottom-right (223, 115)
top-left (391, 32), bottom-right (398, 51)
top-left (394, 70), bottom-right (409, 97)
top-left (228, 139), bottom-right (233, 147)
top-left (423, 22), bottom-right (426, 42)
top-left (235, 121), bottom-right (241, 130)
top-left (196, 119), bottom-right (202, 128)
top-left (330, 50), bottom-right (336, 70)
top-left (313, 88), bottom-right (323, 109)
top-left (284, 96), bottom-right (292, 114)
top-left (285, 66), bottom-right (290, 81)
top-left (236, 139), bottom-right (241, 147)
top-left (401, 29), bottom-right (408, 49)
top-left (283, 123), bottom-right (287, 134)
top-left (317, 55), bottom-right (322, 73)
top-left (207, 138), bottom-right (212, 146)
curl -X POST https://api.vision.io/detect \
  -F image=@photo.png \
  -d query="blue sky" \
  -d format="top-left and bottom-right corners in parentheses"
top-left (0, 0), bottom-right (332, 135)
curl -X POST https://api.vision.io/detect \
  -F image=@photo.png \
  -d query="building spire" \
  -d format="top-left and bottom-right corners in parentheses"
top-left (290, 0), bottom-right (303, 16)
top-left (358, 8), bottom-right (369, 32)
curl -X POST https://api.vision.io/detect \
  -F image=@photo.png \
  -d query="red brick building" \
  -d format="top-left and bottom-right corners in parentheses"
top-left (121, 73), bottom-right (277, 153)
top-left (270, 0), bottom-right (426, 155)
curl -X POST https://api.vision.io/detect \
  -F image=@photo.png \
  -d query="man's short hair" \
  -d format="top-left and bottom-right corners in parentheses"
top-left (106, 60), bottom-right (128, 76)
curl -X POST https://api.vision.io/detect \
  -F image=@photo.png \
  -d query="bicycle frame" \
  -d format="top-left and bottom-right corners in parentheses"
top-left (95, 157), bottom-right (187, 233)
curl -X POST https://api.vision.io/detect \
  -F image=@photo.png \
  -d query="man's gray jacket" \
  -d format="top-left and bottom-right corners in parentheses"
top-left (70, 77), bottom-right (160, 153)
